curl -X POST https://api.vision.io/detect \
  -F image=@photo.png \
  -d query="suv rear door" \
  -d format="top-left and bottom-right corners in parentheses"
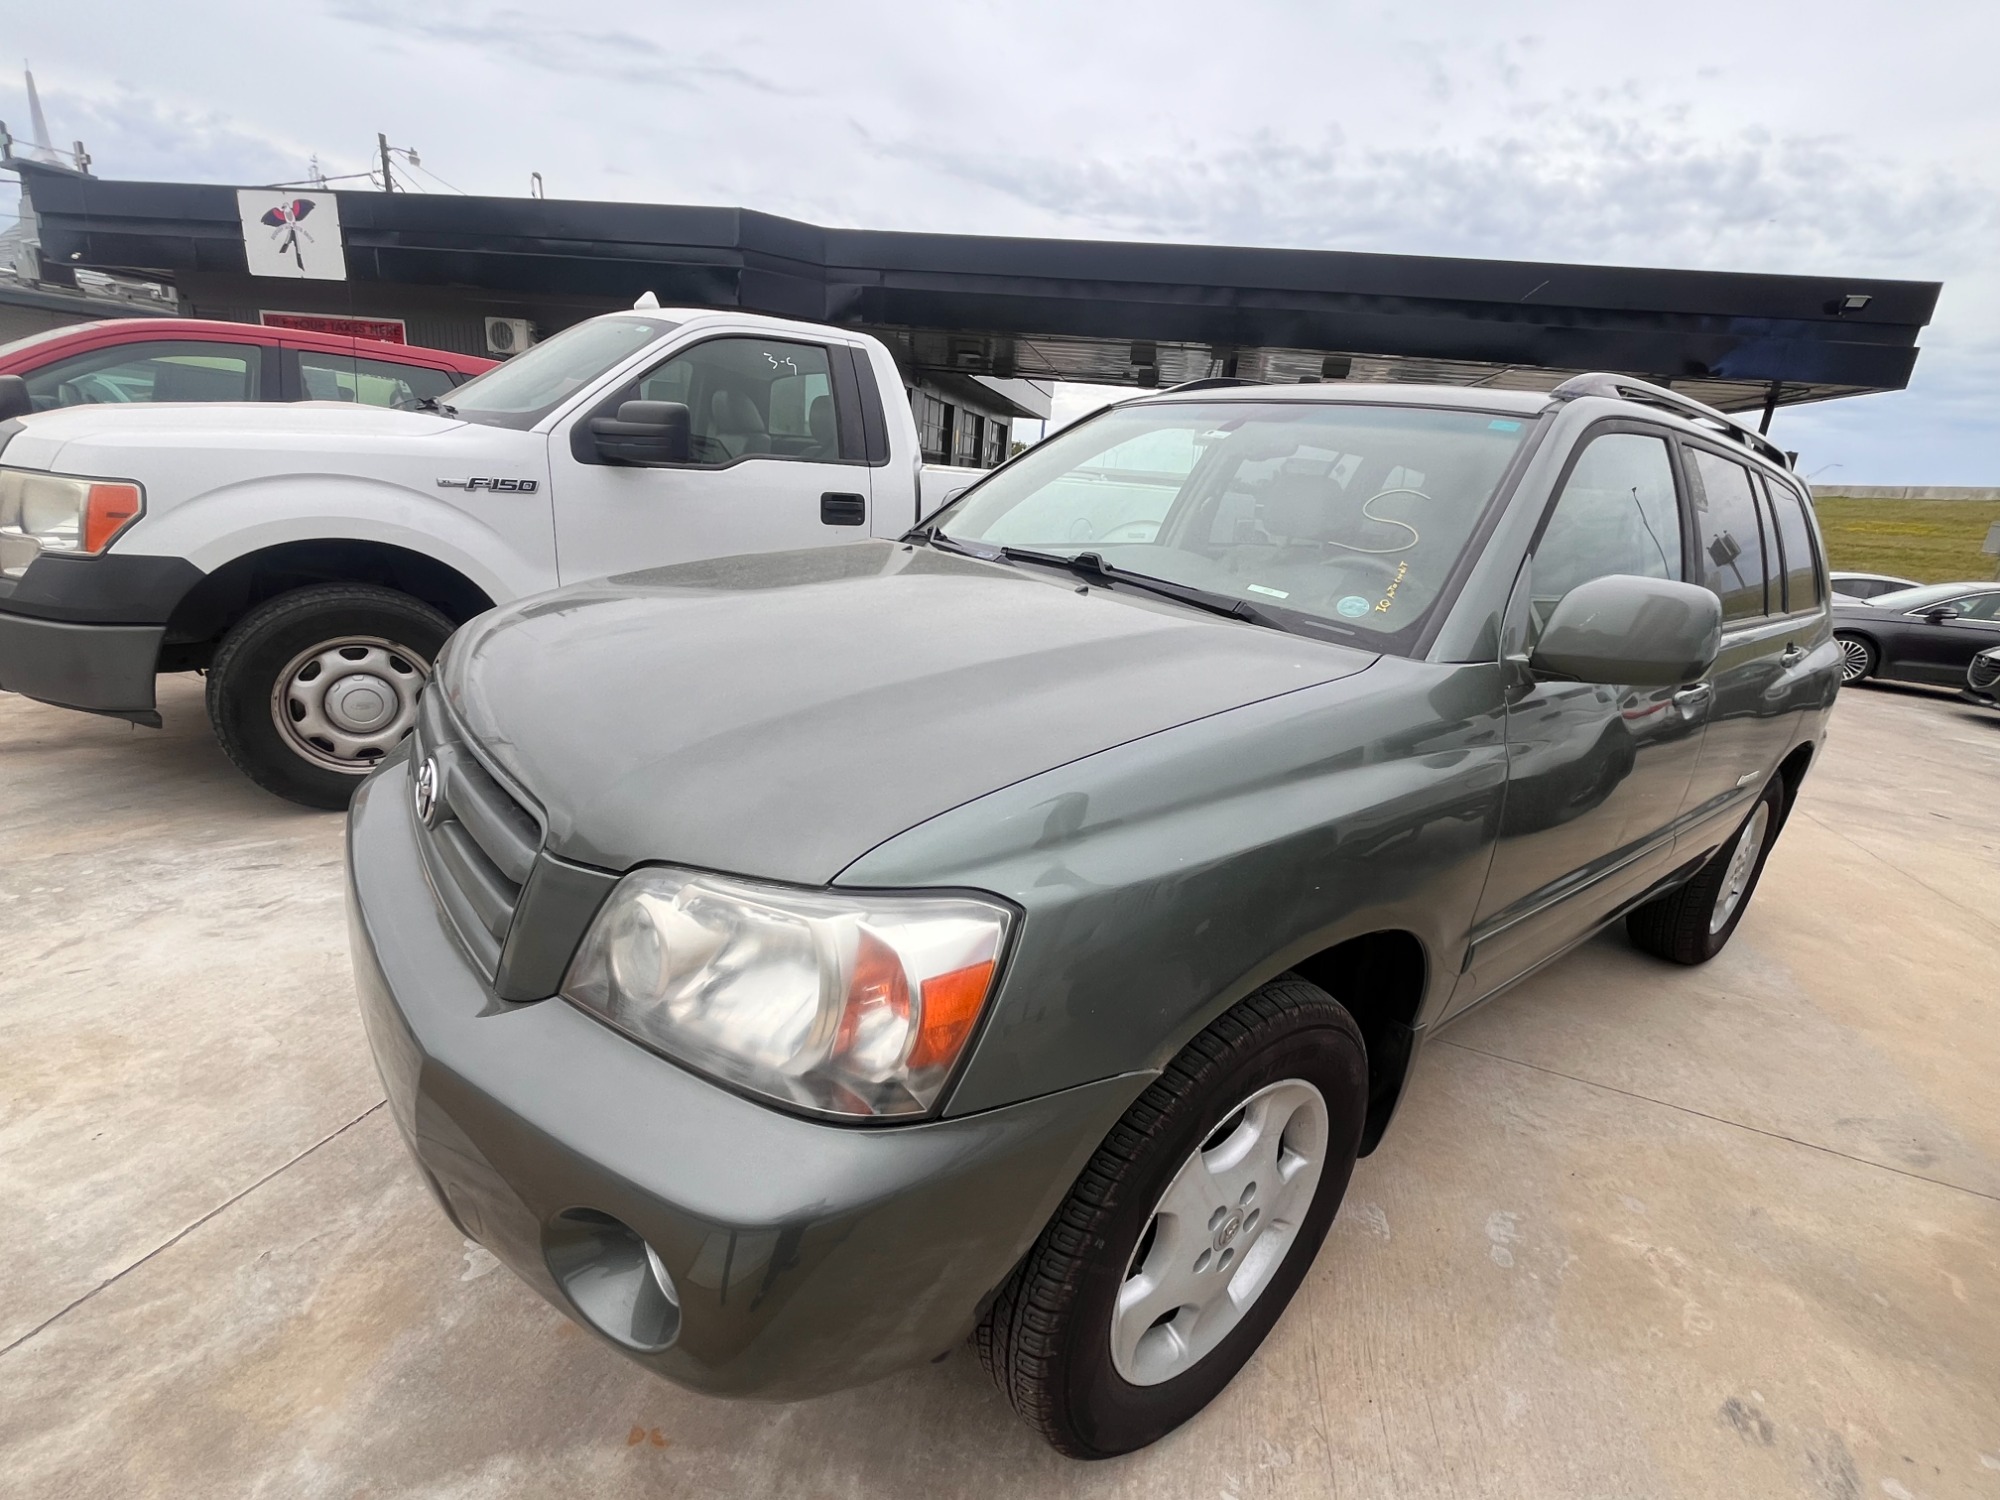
top-left (1673, 444), bottom-right (1809, 843)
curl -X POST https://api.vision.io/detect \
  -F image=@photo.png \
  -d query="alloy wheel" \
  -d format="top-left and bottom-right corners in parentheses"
top-left (1836, 636), bottom-right (1872, 684)
top-left (1710, 800), bottom-right (1771, 935)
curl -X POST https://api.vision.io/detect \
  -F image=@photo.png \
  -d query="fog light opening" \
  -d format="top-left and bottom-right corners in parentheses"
top-left (544, 1209), bottom-right (681, 1353)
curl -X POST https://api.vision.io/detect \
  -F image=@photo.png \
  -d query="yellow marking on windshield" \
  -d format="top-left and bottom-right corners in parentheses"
top-left (1375, 560), bottom-right (1411, 614)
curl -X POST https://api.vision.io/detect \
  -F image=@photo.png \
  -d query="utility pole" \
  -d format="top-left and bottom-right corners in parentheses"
top-left (378, 132), bottom-right (396, 192)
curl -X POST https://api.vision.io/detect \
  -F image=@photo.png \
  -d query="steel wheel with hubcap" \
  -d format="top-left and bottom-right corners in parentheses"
top-left (979, 977), bottom-right (1367, 1458)
top-left (207, 583), bottom-right (455, 809)
top-left (1835, 633), bottom-right (1875, 684)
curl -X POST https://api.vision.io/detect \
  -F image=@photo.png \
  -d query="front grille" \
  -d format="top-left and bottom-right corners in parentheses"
top-left (410, 686), bottom-right (543, 979)
top-left (1970, 653), bottom-right (2000, 692)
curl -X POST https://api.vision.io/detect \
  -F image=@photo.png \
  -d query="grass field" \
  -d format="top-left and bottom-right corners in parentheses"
top-left (1810, 497), bottom-right (2000, 584)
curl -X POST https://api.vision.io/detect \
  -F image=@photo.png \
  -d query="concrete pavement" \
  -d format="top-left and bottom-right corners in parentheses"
top-left (2, 673), bottom-right (1996, 1498)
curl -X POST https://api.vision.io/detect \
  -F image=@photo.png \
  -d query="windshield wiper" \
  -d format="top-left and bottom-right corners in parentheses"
top-left (998, 547), bottom-right (1297, 632)
top-left (916, 528), bottom-right (1006, 562)
top-left (416, 396), bottom-right (459, 417)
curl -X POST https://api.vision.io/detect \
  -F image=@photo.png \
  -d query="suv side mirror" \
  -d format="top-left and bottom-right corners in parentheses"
top-left (590, 400), bottom-right (691, 466)
top-left (1530, 575), bottom-right (1722, 687)
top-left (0, 375), bottom-right (32, 422)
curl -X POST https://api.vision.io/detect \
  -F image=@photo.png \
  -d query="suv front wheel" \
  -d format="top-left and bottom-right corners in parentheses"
top-left (206, 584), bottom-right (452, 809)
top-left (977, 977), bottom-right (1367, 1457)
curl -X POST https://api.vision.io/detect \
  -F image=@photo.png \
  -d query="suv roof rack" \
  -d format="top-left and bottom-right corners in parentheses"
top-left (1548, 373), bottom-right (1792, 470)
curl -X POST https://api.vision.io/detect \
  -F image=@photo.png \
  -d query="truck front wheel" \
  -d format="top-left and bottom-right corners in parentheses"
top-left (206, 584), bottom-right (452, 809)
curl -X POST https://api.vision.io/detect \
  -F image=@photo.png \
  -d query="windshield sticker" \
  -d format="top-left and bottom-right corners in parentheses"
top-left (1374, 560), bottom-right (1411, 614)
top-left (1488, 419), bottom-right (1522, 431)
top-left (1247, 584), bottom-right (1290, 599)
top-left (1335, 595), bottom-right (1372, 619)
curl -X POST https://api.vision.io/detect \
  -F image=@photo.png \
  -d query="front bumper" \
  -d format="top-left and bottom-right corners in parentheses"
top-left (0, 612), bottom-right (163, 719)
top-left (346, 752), bottom-right (1145, 1399)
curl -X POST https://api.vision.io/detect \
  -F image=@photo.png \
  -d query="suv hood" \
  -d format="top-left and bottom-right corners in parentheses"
top-left (1, 401), bottom-right (465, 471)
top-left (443, 542), bottom-right (1376, 883)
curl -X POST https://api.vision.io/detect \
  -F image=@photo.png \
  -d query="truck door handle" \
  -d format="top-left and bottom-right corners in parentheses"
top-left (1780, 644), bottom-right (1805, 667)
top-left (1673, 683), bottom-right (1712, 714)
top-left (820, 492), bottom-right (866, 526)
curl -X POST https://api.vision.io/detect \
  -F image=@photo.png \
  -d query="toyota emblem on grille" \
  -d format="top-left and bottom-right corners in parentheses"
top-left (413, 756), bottom-right (441, 827)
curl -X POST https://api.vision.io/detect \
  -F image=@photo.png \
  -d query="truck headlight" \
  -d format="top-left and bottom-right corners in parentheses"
top-left (0, 468), bottom-right (145, 578)
top-left (561, 867), bottom-right (1012, 1119)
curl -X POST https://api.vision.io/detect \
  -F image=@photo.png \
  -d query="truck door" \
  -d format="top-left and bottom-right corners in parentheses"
top-left (1454, 427), bottom-right (1706, 1008)
top-left (549, 333), bottom-right (875, 584)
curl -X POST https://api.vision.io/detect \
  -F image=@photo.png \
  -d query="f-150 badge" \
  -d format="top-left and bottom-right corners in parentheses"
top-left (437, 477), bottom-right (539, 492)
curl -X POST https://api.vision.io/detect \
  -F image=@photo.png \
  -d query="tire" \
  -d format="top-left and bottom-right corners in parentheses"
top-left (206, 584), bottom-right (452, 809)
top-left (1626, 778), bottom-right (1785, 965)
top-left (976, 977), bottom-right (1368, 1458)
top-left (1835, 632), bottom-right (1877, 685)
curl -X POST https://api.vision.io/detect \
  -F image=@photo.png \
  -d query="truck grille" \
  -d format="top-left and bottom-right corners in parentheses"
top-left (1971, 653), bottom-right (2000, 693)
top-left (409, 686), bottom-right (544, 980)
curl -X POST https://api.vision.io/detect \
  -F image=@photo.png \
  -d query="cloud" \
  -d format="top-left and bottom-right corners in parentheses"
top-left (0, 76), bottom-right (323, 187)
top-left (327, 2), bottom-right (799, 95)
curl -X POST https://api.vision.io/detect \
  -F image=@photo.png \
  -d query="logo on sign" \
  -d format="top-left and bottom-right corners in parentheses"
top-left (237, 189), bottom-right (346, 281)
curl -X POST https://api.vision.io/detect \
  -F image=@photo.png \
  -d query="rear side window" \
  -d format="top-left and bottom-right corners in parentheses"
top-left (1687, 448), bottom-right (1771, 622)
top-left (1531, 431), bottom-right (1683, 620)
top-left (24, 340), bottom-right (264, 408)
top-left (1761, 477), bottom-right (1822, 611)
top-left (299, 351), bottom-right (457, 410)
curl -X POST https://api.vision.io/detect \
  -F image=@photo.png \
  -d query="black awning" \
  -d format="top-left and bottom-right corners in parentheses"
top-left (21, 164), bottom-right (1938, 414)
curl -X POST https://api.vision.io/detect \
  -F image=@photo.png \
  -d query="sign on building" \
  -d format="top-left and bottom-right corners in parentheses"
top-left (237, 190), bottom-right (345, 280)
top-left (260, 310), bottom-right (406, 344)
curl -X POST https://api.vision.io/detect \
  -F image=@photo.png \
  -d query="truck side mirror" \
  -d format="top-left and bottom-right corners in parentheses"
top-left (0, 375), bottom-right (32, 422)
top-left (589, 400), bottom-right (691, 466)
top-left (1530, 574), bottom-right (1722, 687)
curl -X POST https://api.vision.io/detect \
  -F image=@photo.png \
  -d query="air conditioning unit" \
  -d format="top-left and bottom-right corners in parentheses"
top-left (484, 317), bottom-right (534, 357)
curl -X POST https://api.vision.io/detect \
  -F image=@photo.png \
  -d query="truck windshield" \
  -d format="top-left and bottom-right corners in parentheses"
top-left (932, 399), bottom-right (1534, 649)
top-left (445, 317), bottom-right (676, 429)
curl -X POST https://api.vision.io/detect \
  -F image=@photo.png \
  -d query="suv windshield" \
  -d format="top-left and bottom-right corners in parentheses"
top-left (933, 399), bottom-right (1534, 648)
top-left (445, 316), bottom-right (676, 429)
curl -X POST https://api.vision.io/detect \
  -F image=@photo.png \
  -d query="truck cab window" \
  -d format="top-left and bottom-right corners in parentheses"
top-left (637, 338), bottom-right (841, 464)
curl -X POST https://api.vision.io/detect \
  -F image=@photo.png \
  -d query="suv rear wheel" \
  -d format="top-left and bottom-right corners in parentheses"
top-left (977, 976), bottom-right (1367, 1457)
top-left (206, 584), bottom-right (451, 809)
top-left (1626, 778), bottom-right (1785, 964)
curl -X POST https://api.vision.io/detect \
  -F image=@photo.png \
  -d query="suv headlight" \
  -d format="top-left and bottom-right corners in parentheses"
top-left (0, 468), bottom-right (145, 579)
top-left (561, 866), bottom-right (1013, 1119)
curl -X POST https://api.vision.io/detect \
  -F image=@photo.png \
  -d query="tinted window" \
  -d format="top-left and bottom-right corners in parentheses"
top-left (1762, 477), bottom-right (1822, 610)
top-left (636, 338), bottom-right (841, 464)
top-left (1532, 431), bottom-right (1682, 619)
top-left (1951, 591), bottom-right (2000, 621)
top-left (299, 352), bottom-right (456, 410)
top-left (1688, 448), bottom-right (1771, 621)
top-left (24, 340), bottom-right (263, 408)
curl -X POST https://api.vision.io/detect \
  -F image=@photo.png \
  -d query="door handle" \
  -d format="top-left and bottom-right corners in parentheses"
top-left (1779, 644), bottom-right (1805, 667)
top-left (1673, 683), bottom-right (1712, 715)
top-left (820, 492), bottom-right (866, 526)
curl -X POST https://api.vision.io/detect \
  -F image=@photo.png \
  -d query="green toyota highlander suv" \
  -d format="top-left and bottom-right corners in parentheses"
top-left (346, 373), bottom-right (1837, 1457)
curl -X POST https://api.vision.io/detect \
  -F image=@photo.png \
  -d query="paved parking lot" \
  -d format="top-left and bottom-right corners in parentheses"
top-left (2, 673), bottom-right (1997, 1499)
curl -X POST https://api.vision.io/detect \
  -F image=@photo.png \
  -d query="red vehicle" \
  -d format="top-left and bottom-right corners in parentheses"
top-left (0, 317), bottom-right (495, 413)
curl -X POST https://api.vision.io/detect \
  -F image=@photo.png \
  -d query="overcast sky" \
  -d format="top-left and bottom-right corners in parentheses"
top-left (3, 1), bottom-right (1996, 481)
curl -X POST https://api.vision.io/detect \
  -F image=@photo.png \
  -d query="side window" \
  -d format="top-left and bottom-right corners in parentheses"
top-left (1687, 448), bottom-right (1771, 622)
top-left (632, 338), bottom-right (841, 465)
top-left (299, 352), bottom-right (456, 410)
top-left (25, 341), bottom-right (263, 408)
top-left (1531, 431), bottom-right (1683, 622)
top-left (1952, 592), bottom-right (2000, 621)
top-left (1761, 476), bottom-right (1822, 611)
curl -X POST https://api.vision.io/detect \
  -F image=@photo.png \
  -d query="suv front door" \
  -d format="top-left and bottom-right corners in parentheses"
top-left (1456, 425), bottom-right (1706, 1007)
top-left (550, 333), bottom-right (875, 584)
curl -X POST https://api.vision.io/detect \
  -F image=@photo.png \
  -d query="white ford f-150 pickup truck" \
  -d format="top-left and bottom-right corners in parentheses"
top-left (0, 308), bottom-right (983, 806)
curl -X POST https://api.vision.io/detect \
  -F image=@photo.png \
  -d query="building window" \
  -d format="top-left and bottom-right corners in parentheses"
top-left (956, 410), bottom-right (985, 466)
top-left (916, 393), bottom-right (949, 463)
top-left (986, 421), bottom-right (1009, 467)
